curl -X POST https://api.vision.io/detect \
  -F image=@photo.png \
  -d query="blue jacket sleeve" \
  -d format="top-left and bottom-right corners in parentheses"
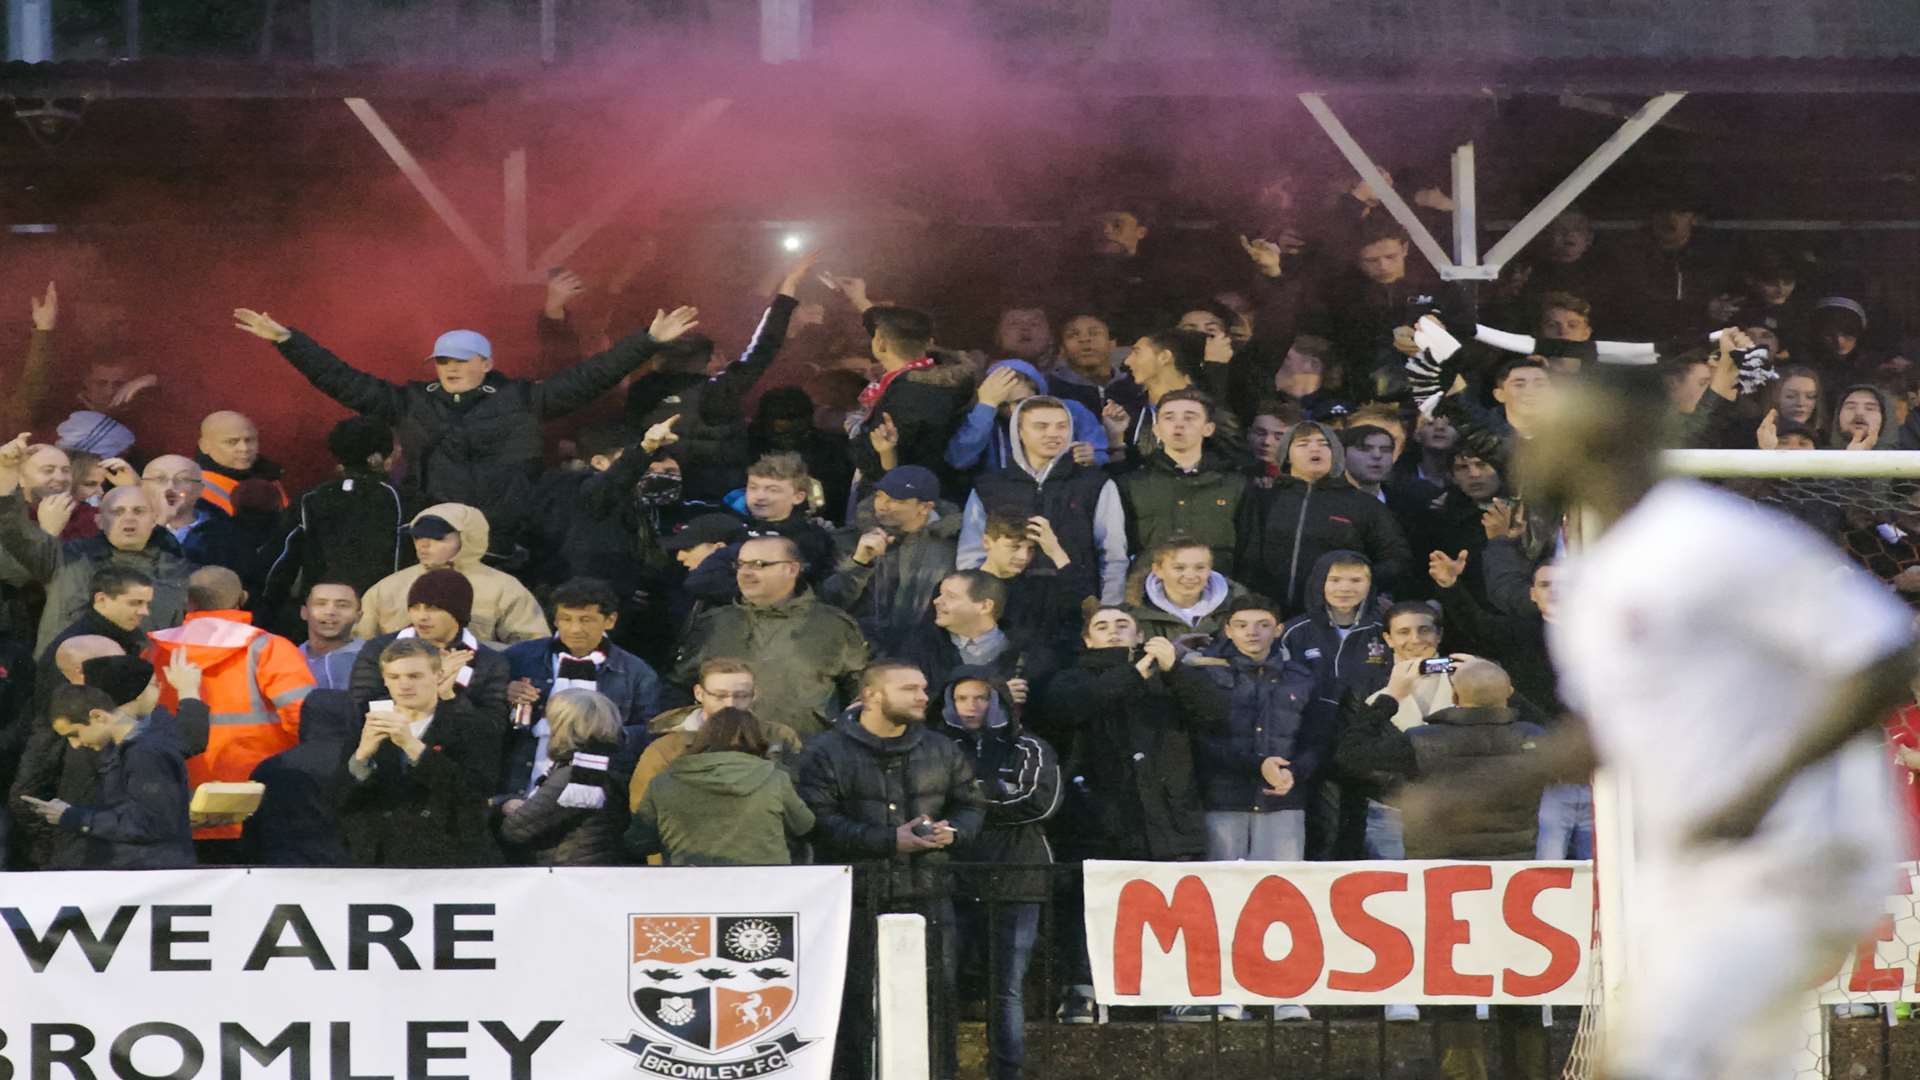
top-left (1066, 400), bottom-right (1111, 465)
top-left (944, 403), bottom-right (998, 471)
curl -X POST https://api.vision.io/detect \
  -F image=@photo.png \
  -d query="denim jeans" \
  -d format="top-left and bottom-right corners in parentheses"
top-left (1204, 810), bottom-right (1306, 860)
top-left (1364, 799), bottom-right (1406, 859)
top-left (953, 900), bottom-right (1041, 1080)
top-left (1536, 783), bottom-right (1595, 860)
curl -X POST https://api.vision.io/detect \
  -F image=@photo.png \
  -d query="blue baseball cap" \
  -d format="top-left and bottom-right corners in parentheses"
top-left (875, 465), bottom-right (939, 502)
top-left (429, 330), bottom-right (492, 362)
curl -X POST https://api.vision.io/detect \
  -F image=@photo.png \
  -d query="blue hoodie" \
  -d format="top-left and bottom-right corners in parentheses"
top-left (944, 359), bottom-right (1109, 473)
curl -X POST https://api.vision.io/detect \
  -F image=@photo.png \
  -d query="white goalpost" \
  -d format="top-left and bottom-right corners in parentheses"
top-left (1566, 447), bottom-right (1920, 1080)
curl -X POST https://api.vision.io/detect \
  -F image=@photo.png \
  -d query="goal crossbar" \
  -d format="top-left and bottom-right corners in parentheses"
top-left (1662, 449), bottom-right (1920, 479)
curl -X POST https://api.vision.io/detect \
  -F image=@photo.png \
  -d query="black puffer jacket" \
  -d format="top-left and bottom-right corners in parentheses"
top-left (794, 712), bottom-right (985, 902)
top-left (937, 667), bottom-right (1062, 901)
top-left (498, 756), bottom-right (631, 866)
top-left (846, 352), bottom-right (976, 494)
top-left (1039, 646), bottom-right (1206, 861)
top-left (1172, 639), bottom-right (1337, 813)
top-left (1404, 706), bottom-right (1548, 861)
top-left (1235, 422), bottom-right (1411, 616)
top-left (274, 326), bottom-right (671, 552)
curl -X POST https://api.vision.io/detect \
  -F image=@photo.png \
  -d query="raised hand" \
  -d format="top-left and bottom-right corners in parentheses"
top-left (647, 306), bottom-right (700, 344)
top-left (35, 492), bottom-right (74, 537)
top-left (975, 366), bottom-right (1026, 408)
top-left (232, 309), bottom-right (291, 343)
top-left (1429, 549), bottom-right (1469, 590)
top-left (1481, 498), bottom-right (1525, 542)
top-left (164, 649), bottom-right (205, 700)
top-left (1141, 636), bottom-right (1177, 673)
top-left (29, 282), bottom-right (56, 331)
top-left (868, 413), bottom-right (899, 464)
top-left (1756, 408), bottom-right (1780, 450)
top-left (0, 432), bottom-right (32, 474)
top-left (642, 414), bottom-right (682, 453)
top-left (779, 250), bottom-right (825, 298)
top-left (852, 528), bottom-right (893, 566)
top-left (109, 374), bottom-right (157, 409)
top-left (1239, 235), bottom-right (1283, 278)
top-left (544, 269), bottom-right (587, 318)
top-left (437, 649), bottom-right (475, 700)
top-left (1070, 441), bottom-right (1095, 466)
top-left (1100, 400), bottom-right (1131, 443)
top-left (99, 458), bottom-right (138, 488)
top-left (820, 274), bottom-right (871, 312)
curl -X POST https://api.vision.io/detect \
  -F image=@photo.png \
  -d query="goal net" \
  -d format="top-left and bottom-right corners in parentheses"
top-left (1561, 448), bottom-right (1920, 1080)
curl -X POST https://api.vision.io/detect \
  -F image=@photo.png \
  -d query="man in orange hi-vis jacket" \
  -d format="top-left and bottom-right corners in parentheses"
top-left (148, 565), bottom-right (312, 852)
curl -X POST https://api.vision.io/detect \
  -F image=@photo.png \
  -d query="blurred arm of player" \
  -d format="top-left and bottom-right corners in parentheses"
top-left (1686, 644), bottom-right (1920, 845)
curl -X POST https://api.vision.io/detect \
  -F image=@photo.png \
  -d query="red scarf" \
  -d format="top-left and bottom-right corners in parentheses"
top-left (858, 357), bottom-right (934, 410)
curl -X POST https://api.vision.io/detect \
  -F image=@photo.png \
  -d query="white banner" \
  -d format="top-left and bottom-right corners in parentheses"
top-left (1819, 861), bottom-right (1920, 1003)
top-left (0, 866), bottom-right (850, 1080)
top-left (1085, 860), bottom-right (1593, 1006)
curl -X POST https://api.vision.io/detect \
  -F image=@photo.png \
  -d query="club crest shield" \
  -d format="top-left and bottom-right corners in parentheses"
top-left (612, 913), bottom-right (810, 1077)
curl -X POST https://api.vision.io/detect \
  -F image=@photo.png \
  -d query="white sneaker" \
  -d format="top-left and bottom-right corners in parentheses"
top-left (1834, 1003), bottom-right (1879, 1020)
top-left (1384, 1004), bottom-right (1420, 1022)
top-left (1216, 1004), bottom-right (1248, 1021)
top-left (1162, 1005), bottom-right (1215, 1023)
top-left (1274, 1004), bottom-right (1312, 1022)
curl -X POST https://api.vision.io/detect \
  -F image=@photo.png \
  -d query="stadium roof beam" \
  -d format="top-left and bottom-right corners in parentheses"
top-left (342, 94), bottom-right (731, 285)
top-left (1299, 90), bottom-right (1686, 281)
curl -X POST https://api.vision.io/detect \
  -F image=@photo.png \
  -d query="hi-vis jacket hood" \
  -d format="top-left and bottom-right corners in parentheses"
top-left (148, 609), bottom-right (313, 839)
top-left (354, 502), bottom-right (552, 646)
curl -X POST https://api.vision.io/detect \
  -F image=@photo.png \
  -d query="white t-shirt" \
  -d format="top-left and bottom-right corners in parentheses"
top-left (1552, 480), bottom-right (1911, 856)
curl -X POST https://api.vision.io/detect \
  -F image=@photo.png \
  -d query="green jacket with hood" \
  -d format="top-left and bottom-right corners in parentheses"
top-left (625, 750), bottom-right (814, 866)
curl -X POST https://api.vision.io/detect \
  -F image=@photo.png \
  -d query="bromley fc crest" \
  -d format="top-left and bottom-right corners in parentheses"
top-left (608, 914), bottom-right (813, 1077)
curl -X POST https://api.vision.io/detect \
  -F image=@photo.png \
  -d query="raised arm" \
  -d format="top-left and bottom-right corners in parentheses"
top-left (235, 309), bottom-right (408, 419)
top-left (0, 284), bottom-right (57, 435)
top-left (0, 436), bottom-right (62, 584)
top-left (535, 306), bottom-right (699, 419)
top-left (696, 252), bottom-right (818, 425)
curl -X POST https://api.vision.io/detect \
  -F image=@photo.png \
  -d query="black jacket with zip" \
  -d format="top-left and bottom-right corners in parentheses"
top-left (937, 666), bottom-right (1062, 902)
top-left (1276, 550), bottom-right (1393, 704)
top-left (1235, 422), bottom-right (1411, 617)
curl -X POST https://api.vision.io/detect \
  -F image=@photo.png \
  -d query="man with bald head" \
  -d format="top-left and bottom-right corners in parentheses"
top-left (142, 455), bottom-right (207, 543)
top-left (149, 565), bottom-right (312, 854)
top-left (196, 410), bottom-right (287, 518)
top-left (0, 434), bottom-right (191, 653)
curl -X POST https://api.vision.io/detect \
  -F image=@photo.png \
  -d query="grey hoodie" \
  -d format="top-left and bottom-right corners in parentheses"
top-left (956, 397), bottom-right (1131, 604)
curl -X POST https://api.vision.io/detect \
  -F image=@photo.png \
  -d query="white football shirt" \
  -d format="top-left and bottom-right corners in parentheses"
top-left (1552, 479), bottom-right (1912, 854)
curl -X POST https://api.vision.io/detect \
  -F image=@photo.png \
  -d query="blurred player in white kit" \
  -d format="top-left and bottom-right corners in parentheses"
top-left (1416, 362), bottom-right (1916, 1080)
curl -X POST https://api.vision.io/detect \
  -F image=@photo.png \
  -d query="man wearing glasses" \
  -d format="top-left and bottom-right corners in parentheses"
top-left (139, 455), bottom-right (205, 545)
top-left (672, 535), bottom-right (869, 741)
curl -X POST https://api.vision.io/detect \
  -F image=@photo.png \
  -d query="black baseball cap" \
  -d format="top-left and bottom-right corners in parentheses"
top-left (662, 513), bottom-right (747, 552)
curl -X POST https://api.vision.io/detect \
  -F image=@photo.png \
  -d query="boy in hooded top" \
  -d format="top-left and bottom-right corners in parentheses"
top-left (1235, 422), bottom-right (1410, 616)
top-left (957, 396), bottom-right (1129, 606)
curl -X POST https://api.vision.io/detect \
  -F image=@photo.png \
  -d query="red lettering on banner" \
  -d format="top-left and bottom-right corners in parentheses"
top-left (1500, 867), bottom-right (1581, 996)
top-left (1326, 871), bottom-right (1413, 992)
top-left (1231, 875), bottom-right (1323, 997)
top-left (1423, 865), bottom-right (1494, 996)
top-left (1847, 915), bottom-right (1902, 993)
top-left (1113, 877), bottom-right (1221, 996)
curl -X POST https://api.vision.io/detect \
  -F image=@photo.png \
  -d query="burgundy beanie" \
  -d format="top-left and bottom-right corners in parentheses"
top-left (407, 569), bottom-right (474, 628)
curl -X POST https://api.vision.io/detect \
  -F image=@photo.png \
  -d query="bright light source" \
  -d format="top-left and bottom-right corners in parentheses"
top-left (781, 234), bottom-right (804, 252)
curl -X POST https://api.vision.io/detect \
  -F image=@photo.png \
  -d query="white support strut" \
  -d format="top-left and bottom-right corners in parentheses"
top-left (1297, 92), bottom-right (1458, 277)
top-left (345, 97), bottom-right (509, 284)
